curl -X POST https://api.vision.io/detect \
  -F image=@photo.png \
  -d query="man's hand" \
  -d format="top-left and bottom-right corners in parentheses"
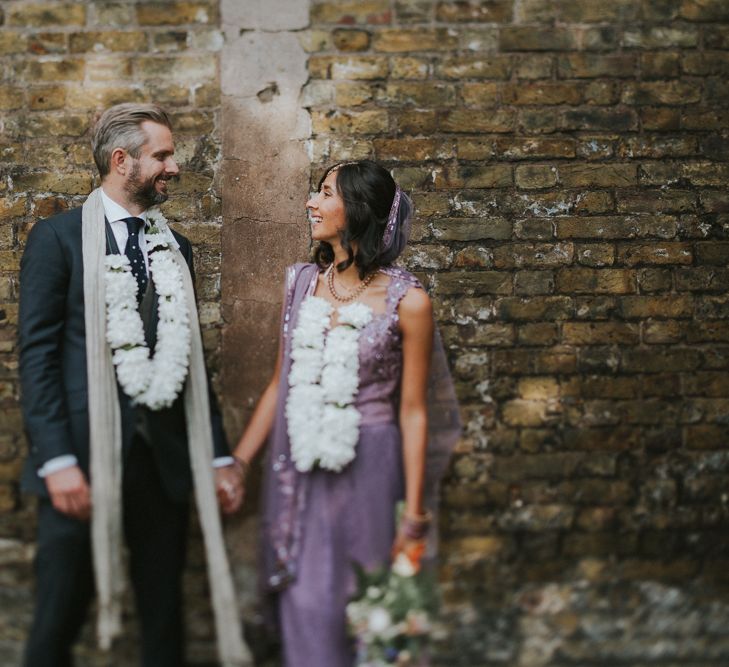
top-left (215, 465), bottom-right (244, 515)
top-left (45, 465), bottom-right (91, 521)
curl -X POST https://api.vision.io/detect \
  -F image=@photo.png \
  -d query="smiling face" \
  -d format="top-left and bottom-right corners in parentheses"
top-left (306, 169), bottom-right (347, 244)
top-left (123, 120), bottom-right (179, 210)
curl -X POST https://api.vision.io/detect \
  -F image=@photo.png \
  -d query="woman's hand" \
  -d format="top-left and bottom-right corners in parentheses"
top-left (215, 457), bottom-right (248, 514)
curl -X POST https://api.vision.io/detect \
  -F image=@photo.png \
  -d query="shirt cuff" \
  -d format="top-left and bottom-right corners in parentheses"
top-left (213, 456), bottom-right (235, 468)
top-left (38, 455), bottom-right (78, 478)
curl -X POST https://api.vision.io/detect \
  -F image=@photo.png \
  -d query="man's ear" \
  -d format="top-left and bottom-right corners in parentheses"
top-left (109, 147), bottom-right (128, 176)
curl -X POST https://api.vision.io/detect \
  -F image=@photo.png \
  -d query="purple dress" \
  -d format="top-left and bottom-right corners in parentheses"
top-left (260, 263), bottom-right (461, 667)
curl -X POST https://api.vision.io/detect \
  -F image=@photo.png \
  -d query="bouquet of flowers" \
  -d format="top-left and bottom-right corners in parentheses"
top-left (346, 534), bottom-right (439, 665)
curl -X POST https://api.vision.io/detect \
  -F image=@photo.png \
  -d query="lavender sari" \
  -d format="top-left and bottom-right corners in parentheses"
top-left (260, 262), bottom-right (461, 666)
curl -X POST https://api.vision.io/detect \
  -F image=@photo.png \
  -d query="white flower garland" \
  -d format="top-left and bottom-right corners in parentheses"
top-left (286, 296), bottom-right (373, 473)
top-left (104, 209), bottom-right (191, 410)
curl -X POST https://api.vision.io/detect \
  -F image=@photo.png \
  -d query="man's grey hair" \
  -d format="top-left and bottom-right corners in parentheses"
top-left (91, 103), bottom-right (172, 178)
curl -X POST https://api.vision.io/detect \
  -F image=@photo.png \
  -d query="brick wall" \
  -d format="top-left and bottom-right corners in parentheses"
top-left (4, 0), bottom-right (729, 664)
top-left (305, 0), bottom-right (729, 664)
top-left (0, 1), bottom-right (224, 662)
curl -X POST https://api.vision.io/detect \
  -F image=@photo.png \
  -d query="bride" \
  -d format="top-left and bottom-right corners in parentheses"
top-left (230, 160), bottom-right (460, 666)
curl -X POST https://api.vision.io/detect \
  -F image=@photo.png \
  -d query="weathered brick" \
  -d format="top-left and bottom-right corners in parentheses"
top-left (332, 29), bottom-right (371, 51)
top-left (374, 28), bottom-right (459, 52)
top-left (616, 242), bottom-right (692, 266)
top-left (312, 109), bottom-right (389, 134)
top-left (500, 27), bottom-right (577, 52)
top-left (515, 164), bottom-right (558, 189)
top-left (514, 271), bottom-right (555, 296)
top-left (0, 32), bottom-right (27, 55)
top-left (557, 54), bottom-right (636, 79)
top-left (497, 296), bottom-right (573, 321)
top-left (680, 0), bottom-right (729, 21)
top-left (27, 85), bottom-right (66, 111)
top-left (503, 82), bottom-right (583, 106)
top-left (514, 54), bottom-right (553, 79)
top-left (619, 137), bottom-right (697, 160)
top-left (70, 31), bottom-right (148, 54)
top-left (576, 243), bottom-right (614, 267)
top-left (563, 321), bottom-right (640, 345)
top-left (437, 55), bottom-right (511, 80)
top-left (640, 52), bottom-right (681, 80)
top-left (432, 217), bottom-right (511, 241)
top-left (14, 59), bottom-right (84, 83)
top-left (621, 348), bottom-right (701, 373)
top-left (311, 0), bottom-right (390, 24)
top-left (621, 81), bottom-right (702, 106)
top-left (14, 172), bottom-right (93, 195)
top-left (434, 164), bottom-right (512, 189)
top-left (436, 271), bottom-right (512, 296)
top-left (379, 82), bottom-right (456, 107)
top-left (136, 2), bottom-right (217, 25)
top-left (640, 107), bottom-right (681, 131)
top-left (556, 215), bottom-right (677, 240)
top-left (436, 0), bottom-right (513, 22)
top-left (623, 26), bottom-right (699, 49)
top-left (7, 3), bottom-right (86, 27)
top-left (495, 136), bottom-right (576, 159)
top-left (441, 109), bottom-right (515, 133)
top-left (389, 56), bottom-right (430, 80)
top-left (643, 320), bottom-right (682, 344)
top-left (28, 32), bottom-right (67, 55)
top-left (12, 114), bottom-right (88, 137)
top-left (152, 31), bottom-right (189, 53)
top-left (0, 87), bottom-right (23, 111)
top-left (460, 82), bottom-right (501, 108)
top-left (559, 164), bottom-right (637, 188)
top-left (134, 54), bottom-right (217, 81)
top-left (494, 243), bottom-right (573, 269)
top-left (556, 268), bottom-right (636, 294)
top-left (563, 108), bottom-right (639, 132)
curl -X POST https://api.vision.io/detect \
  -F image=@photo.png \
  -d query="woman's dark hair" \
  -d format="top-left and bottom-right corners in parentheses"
top-left (313, 160), bottom-right (397, 279)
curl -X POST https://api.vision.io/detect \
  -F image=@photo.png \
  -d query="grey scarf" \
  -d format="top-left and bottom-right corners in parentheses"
top-left (82, 188), bottom-right (250, 665)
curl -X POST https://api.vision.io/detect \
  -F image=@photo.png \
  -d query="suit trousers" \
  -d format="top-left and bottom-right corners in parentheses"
top-left (24, 436), bottom-right (190, 667)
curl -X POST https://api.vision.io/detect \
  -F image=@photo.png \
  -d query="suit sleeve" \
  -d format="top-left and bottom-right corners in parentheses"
top-left (18, 220), bottom-right (74, 468)
top-left (178, 236), bottom-right (230, 459)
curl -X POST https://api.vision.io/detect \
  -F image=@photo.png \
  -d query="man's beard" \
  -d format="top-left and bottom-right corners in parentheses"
top-left (124, 160), bottom-right (170, 210)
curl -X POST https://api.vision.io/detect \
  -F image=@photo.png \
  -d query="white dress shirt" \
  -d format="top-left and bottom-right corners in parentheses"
top-left (38, 189), bottom-right (233, 477)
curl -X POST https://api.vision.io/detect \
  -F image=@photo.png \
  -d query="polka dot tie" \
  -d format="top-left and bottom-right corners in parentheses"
top-left (122, 217), bottom-right (148, 302)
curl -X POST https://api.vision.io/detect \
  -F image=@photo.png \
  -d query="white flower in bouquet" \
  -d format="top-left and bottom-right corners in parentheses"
top-left (367, 607), bottom-right (393, 637)
top-left (405, 610), bottom-right (432, 636)
top-left (391, 552), bottom-right (417, 578)
top-left (366, 586), bottom-right (382, 600)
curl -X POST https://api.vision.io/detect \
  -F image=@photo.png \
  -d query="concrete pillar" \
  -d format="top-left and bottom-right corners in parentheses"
top-left (219, 0), bottom-right (311, 618)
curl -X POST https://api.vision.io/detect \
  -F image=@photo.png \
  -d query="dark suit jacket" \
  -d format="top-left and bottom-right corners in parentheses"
top-left (18, 206), bottom-right (229, 503)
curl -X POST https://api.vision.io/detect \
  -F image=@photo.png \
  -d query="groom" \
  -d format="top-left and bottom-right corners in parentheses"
top-left (19, 103), bottom-right (244, 666)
